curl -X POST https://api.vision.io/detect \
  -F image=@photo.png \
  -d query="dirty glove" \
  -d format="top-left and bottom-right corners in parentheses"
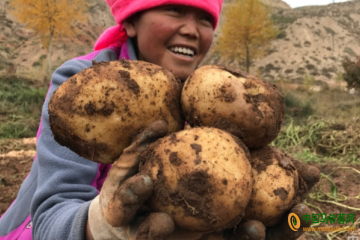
top-left (88, 120), bottom-right (176, 240)
top-left (223, 159), bottom-right (321, 240)
top-left (88, 120), bottom-right (212, 240)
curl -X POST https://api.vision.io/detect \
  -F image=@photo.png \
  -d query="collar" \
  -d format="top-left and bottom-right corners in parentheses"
top-left (119, 38), bottom-right (138, 60)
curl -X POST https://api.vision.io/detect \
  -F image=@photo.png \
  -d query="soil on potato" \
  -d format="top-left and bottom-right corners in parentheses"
top-left (140, 137), bottom-right (229, 230)
top-left (1, 138), bottom-right (360, 239)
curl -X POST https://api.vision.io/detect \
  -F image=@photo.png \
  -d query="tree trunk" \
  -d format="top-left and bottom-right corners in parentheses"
top-left (246, 45), bottom-right (250, 73)
top-left (47, 30), bottom-right (54, 78)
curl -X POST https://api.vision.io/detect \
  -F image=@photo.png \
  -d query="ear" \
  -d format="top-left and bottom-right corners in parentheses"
top-left (123, 20), bottom-right (137, 38)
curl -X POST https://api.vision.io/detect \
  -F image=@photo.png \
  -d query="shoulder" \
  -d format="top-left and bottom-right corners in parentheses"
top-left (51, 47), bottom-right (121, 85)
top-left (73, 46), bottom-right (121, 62)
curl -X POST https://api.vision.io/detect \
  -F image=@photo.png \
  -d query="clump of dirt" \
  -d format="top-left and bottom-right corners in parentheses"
top-left (140, 140), bottom-right (220, 227)
top-left (219, 84), bottom-right (236, 103)
top-left (119, 58), bottom-right (132, 69)
top-left (273, 187), bottom-right (289, 201)
top-left (169, 152), bottom-right (182, 166)
top-left (149, 165), bottom-right (222, 227)
top-left (210, 118), bottom-right (246, 140)
top-left (190, 143), bottom-right (202, 165)
top-left (118, 70), bottom-right (140, 95)
top-left (250, 146), bottom-right (274, 173)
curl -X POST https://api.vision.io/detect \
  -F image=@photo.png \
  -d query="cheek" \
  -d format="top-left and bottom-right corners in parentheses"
top-left (200, 29), bottom-right (214, 52)
top-left (139, 22), bottom-right (174, 52)
top-left (149, 21), bottom-right (175, 39)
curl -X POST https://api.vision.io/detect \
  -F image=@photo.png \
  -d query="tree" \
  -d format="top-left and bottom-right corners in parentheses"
top-left (342, 56), bottom-right (360, 91)
top-left (9, 0), bottom-right (88, 77)
top-left (215, 0), bottom-right (278, 73)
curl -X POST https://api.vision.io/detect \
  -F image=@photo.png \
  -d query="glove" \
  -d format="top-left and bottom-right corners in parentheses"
top-left (223, 159), bottom-right (321, 240)
top-left (87, 120), bottom-right (209, 240)
top-left (88, 120), bottom-right (176, 240)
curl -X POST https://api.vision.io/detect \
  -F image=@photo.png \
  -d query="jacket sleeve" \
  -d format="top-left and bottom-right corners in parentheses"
top-left (31, 50), bottom-right (117, 240)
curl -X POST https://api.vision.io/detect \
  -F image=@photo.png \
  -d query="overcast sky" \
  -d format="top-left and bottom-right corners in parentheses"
top-left (283, 0), bottom-right (350, 8)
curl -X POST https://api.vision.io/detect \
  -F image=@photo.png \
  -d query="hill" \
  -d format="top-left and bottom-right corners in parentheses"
top-left (1, 0), bottom-right (359, 89)
top-left (0, 0), bottom-right (114, 80)
top-left (205, 0), bottom-right (360, 89)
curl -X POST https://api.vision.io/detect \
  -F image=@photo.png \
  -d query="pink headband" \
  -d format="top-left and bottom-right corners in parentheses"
top-left (94, 0), bottom-right (223, 50)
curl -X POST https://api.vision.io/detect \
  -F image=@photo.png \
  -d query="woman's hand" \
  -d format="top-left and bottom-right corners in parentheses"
top-left (87, 120), bottom-right (177, 240)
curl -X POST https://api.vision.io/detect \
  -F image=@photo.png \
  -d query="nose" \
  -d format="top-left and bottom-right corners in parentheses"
top-left (179, 15), bottom-right (200, 39)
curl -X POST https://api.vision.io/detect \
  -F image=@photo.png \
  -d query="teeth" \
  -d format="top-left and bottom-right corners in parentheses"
top-left (170, 47), bottom-right (195, 56)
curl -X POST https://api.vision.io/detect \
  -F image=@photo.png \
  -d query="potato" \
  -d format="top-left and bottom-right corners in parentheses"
top-left (139, 127), bottom-right (253, 232)
top-left (48, 59), bottom-right (184, 164)
top-left (181, 65), bottom-right (284, 149)
top-left (244, 146), bottom-right (299, 227)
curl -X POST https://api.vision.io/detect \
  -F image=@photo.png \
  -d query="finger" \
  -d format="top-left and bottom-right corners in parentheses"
top-left (184, 122), bottom-right (192, 129)
top-left (292, 159), bottom-right (320, 191)
top-left (132, 120), bottom-right (169, 146)
top-left (133, 212), bottom-right (175, 240)
top-left (266, 203), bottom-right (312, 240)
top-left (228, 220), bottom-right (266, 240)
top-left (103, 174), bottom-right (153, 227)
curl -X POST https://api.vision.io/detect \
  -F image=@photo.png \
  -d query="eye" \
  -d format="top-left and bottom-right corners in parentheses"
top-left (201, 14), bottom-right (214, 27)
top-left (165, 6), bottom-right (181, 13)
top-left (203, 16), bottom-right (214, 24)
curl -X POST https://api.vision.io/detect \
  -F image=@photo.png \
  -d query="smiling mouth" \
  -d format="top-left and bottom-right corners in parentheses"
top-left (169, 47), bottom-right (195, 57)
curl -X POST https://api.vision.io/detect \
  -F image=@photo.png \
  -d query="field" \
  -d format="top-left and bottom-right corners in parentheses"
top-left (0, 75), bottom-right (360, 239)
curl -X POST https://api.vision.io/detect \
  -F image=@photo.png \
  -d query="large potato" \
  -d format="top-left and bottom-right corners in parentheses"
top-left (181, 65), bottom-right (284, 149)
top-left (139, 127), bottom-right (253, 232)
top-left (49, 59), bottom-right (184, 164)
top-left (244, 146), bottom-right (299, 227)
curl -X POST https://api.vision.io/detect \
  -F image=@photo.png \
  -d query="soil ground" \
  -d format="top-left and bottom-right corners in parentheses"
top-left (0, 137), bottom-right (359, 240)
top-left (0, 138), bottom-right (36, 214)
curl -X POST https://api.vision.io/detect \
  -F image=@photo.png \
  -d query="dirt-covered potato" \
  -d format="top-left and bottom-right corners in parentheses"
top-left (244, 146), bottom-right (300, 227)
top-left (181, 65), bottom-right (284, 149)
top-left (139, 127), bottom-right (253, 232)
top-left (48, 59), bottom-right (184, 164)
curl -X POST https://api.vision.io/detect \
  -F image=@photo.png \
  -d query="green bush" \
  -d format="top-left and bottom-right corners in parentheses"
top-left (283, 92), bottom-right (314, 120)
top-left (0, 120), bottom-right (39, 139)
top-left (342, 56), bottom-right (360, 90)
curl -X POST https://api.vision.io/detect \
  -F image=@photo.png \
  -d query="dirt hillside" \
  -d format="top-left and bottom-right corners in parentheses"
top-left (0, 0), bottom-right (114, 79)
top-left (1, 0), bottom-right (360, 88)
top-left (206, 0), bottom-right (360, 88)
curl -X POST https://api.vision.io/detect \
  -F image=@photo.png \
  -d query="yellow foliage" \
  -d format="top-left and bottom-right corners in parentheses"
top-left (215, 0), bottom-right (278, 72)
top-left (9, 0), bottom-right (88, 40)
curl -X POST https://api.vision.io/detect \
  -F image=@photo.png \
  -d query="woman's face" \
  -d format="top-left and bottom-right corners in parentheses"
top-left (124, 5), bottom-right (214, 81)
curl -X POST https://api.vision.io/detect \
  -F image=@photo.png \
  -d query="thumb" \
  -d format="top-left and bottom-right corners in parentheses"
top-left (129, 120), bottom-right (168, 152)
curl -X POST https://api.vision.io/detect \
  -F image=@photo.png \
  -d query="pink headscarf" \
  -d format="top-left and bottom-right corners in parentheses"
top-left (94, 0), bottom-right (223, 50)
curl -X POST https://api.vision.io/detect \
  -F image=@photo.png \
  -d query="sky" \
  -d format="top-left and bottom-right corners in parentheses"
top-left (283, 0), bottom-right (350, 8)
